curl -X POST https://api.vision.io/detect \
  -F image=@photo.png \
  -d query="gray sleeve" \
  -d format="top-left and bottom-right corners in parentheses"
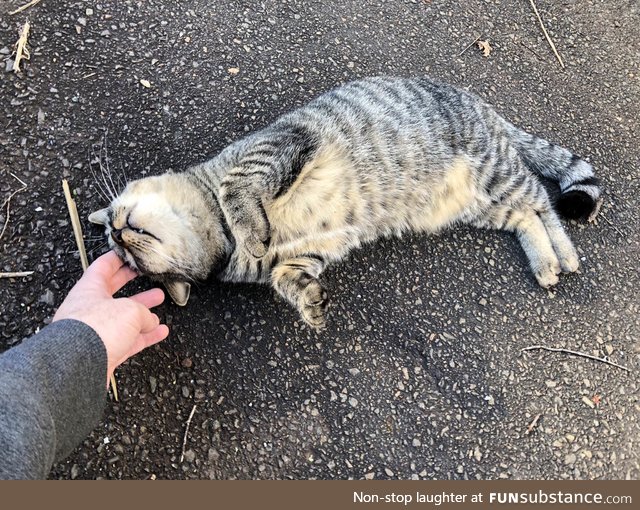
top-left (0, 319), bottom-right (107, 479)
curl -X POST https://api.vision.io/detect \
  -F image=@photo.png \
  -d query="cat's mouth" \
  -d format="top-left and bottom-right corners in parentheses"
top-left (108, 236), bottom-right (142, 274)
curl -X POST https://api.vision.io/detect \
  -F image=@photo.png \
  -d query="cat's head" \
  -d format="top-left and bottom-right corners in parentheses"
top-left (89, 173), bottom-right (231, 306)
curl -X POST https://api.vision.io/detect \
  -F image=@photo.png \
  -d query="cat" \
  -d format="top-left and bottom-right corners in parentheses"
top-left (89, 76), bottom-right (601, 327)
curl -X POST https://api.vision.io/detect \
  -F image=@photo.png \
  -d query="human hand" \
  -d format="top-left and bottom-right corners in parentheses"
top-left (53, 250), bottom-right (169, 385)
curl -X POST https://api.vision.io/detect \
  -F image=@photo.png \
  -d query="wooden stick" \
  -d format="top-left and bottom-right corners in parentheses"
top-left (180, 404), bottom-right (198, 463)
top-left (525, 413), bottom-right (542, 435)
top-left (0, 271), bottom-right (34, 278)
top-left (528, 0), bottom-right (565, 69)
top-left (9, 0), bottom-right (42, 16)
top-left (62, 179), bottom-right (119, 400)
top-left (521, 345), bottom-right (630, 372)
top-left (13, 20), bottom-right (31, 73)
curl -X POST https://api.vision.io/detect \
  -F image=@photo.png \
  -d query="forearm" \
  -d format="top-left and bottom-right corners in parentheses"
top-left (0, 320), bottom-right (107, 479)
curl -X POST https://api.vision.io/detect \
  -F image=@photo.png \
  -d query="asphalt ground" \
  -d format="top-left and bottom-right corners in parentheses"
top-left (0, 0), bottom-right (638, 479)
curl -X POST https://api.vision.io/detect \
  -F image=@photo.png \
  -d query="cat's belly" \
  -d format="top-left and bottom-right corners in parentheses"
top-left (267, 151), bottom-right (478, 253)
top-left (221, 152), bottom-right (478, 283)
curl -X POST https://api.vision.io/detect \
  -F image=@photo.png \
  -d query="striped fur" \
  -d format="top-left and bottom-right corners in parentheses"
top-left (89, 77), bottom-right (601, 326)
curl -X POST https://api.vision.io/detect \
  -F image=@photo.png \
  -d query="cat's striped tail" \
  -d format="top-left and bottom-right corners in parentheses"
top-left (504, 122), bottom-right (601, 220)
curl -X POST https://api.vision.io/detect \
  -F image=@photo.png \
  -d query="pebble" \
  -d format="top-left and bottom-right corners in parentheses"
top-left (384, 467), bottom-right (394, 477)
top-left (582, 396), bottom-right (596, 409)
top-left (183, 449), bottom-right (196, 463)
top-left (564, 453), bottom-right (577, 466)
top-left (149, 376), bottom-right (157, 394)
top-left (39, 289), bottom-right (55, 306)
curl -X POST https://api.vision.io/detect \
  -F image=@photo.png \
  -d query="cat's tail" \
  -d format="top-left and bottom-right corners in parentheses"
top-left (504, 122), bottom-right (601, 220)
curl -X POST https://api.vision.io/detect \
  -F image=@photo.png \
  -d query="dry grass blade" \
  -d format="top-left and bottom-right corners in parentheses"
top-left (10, 0), bottom-right (42, 16)
top-left (0, 174), bottom-right (28, 242)
top-left (62, 179), bottom-right (119, 400)
top-left (0, 271), bottom-right (34, 278)
top-left (528, 0), bottom-right (565, 69)
top-left (13, 19), bottom-right (31, 73)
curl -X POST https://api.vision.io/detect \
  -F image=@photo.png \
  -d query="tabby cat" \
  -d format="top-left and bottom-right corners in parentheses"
top-left (89, 77), bottom-right (601, 327)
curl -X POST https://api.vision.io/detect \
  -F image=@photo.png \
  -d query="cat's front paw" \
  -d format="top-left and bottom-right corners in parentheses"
top-left (300, 282), bottom-right (329, 329)
top-left (242, 232), bottom-right (270, 259)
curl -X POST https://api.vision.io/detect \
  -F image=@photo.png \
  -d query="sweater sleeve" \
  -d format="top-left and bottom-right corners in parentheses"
top-left (0, 319), bottom-right (108, 479)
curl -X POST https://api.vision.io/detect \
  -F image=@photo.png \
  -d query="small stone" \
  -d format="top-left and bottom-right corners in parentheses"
top-left (70, 464), bottom-right (80, 479)
top-left (412, 438), bottom-right (421, 447)
top-left (479, 298), bottom-right (487, 306)
top-left (545, 380), bottom-right (557, 388)
top-left (149, 376), bottom-right (157, 394)
top-left (39, 289), bottom-right (55, 306)
top-left (348, 397), bottom-right (358, 408)
top-left (181, 386), bottom-right (190, 398)
top-left (86, 8), bottom-right (94, 15)
top-left (348, 368), bottom-right (360, 376)
top-left (384, 467), bottom-right (394, 477)
top-left (208, 448), bottom-right (220, 461)
top-left (181, 357), bottom-right (193, 368)
top-left (140, 79), bottom-right (151, 88)
top-left (605, 345), bottom-right (614, 355)
top-left (564, 453), bottom-right (577, 466)
top-left (582, 396), bottom-right (596, 409)
top-left (364, 472), bottom-right (375, 479)
top-left (566, 433), bottom-right (575, 443)
top-left (183, 449), bottom-right (196, 463)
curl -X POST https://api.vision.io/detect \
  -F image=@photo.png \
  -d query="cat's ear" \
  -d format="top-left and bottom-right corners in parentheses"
top-left (88, 208), bottom-right (110, 225)
top-left (165, 280), bottom-right (191, 306)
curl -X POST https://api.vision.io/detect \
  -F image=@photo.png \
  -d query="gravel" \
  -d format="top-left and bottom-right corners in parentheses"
top-left (0, 0), bottom-right (638, 480)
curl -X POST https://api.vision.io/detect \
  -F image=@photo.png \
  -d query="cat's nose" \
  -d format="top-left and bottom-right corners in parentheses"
top-left (111, 228), bottom-right (124, 245)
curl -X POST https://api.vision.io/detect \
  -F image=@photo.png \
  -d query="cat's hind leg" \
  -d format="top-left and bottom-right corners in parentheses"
top-left (271, 256), bottom-right (328, 328)
top-left (476, 176), bottom-right (573, 287)
top-left (537, 209), bottom-right (580, 273)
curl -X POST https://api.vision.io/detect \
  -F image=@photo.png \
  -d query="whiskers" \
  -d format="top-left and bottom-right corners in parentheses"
top-left (89, 131), bottom-right (129, 204)
top-left (137, 242), bottom-right (202, 281)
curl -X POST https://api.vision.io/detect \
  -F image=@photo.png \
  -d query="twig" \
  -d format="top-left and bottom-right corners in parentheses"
top-left (62, 180), bottom-right (89, 270)
top-left (528, 0), bottom-right (565, 69)
top-left (10, 0), bottom-right (42, 16)
top-left (525, 413), bottom-right (542, 435)
top-left (0, 175), bottom-right (28, 241)
top-left (62, 179), bottom-right (119, 400)
top-left (597, 209), bottom-right (624, 237)
top-left (180, 404), bottom-right (198, 463)
top-left (521, 345), bottom-right (630, 372)
top-left (458, 35), bottom-right (481, 57)
top-left (0, 271), bottom-right (34, 278)
top-left (13, 20), bottom-right (31, 73)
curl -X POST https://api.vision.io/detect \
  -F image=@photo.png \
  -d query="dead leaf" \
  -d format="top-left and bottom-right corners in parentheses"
top-left (477, 39), bottom-right (492, 57)
top-left (140, 79), bottom-right (151, 88)
top-left (228, 67), bottom-right (240, 75)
